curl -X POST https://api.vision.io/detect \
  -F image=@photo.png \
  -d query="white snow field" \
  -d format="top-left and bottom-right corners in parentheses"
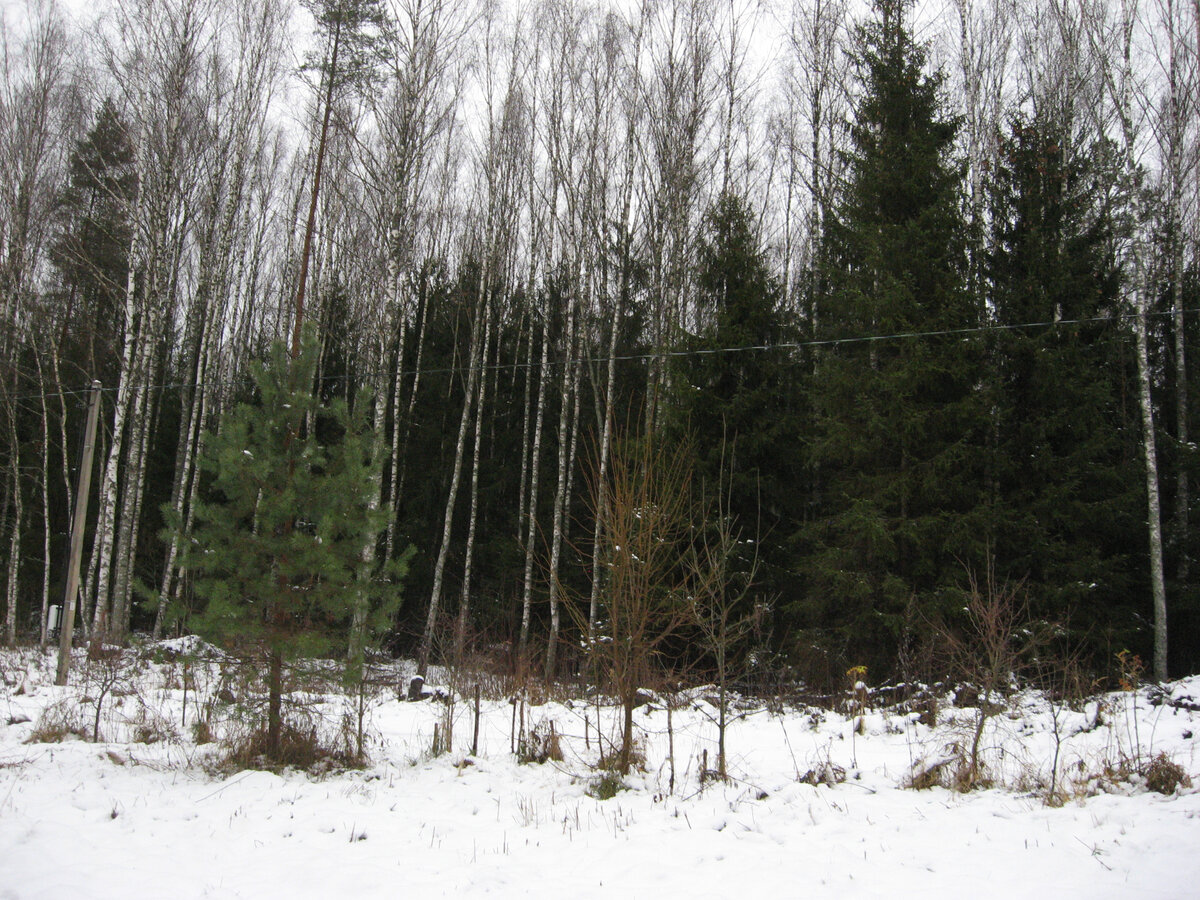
top-left (1, 643), bottom-right (1198, 900)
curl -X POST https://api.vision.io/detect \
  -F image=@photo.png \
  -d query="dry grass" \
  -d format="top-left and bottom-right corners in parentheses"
top-left (215, 718), bottom-right (362, 774)
top-left (517, 719), bottom-right (564, 765)
top-left (25, 698), bottom-right (88, 743)
top-left (1144, 753), bottom-right (1192, 795)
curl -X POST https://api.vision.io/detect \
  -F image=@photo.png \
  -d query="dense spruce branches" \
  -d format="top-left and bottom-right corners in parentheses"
top-left (0, 0), bottom-right (1195, 684)
top-left (797, 0), bottom-right (987, 676)
top-left (983, 113), bottom-right (1143, 658)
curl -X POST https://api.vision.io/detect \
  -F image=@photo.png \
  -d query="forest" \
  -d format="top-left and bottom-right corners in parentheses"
top-left (1, 0), bottom-right (1198, 693)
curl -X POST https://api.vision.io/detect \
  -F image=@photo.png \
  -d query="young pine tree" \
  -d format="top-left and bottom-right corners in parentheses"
top-left (178, 328), bottom-right (403, 759)
top-left (798, 0), bottom-right (986, 676)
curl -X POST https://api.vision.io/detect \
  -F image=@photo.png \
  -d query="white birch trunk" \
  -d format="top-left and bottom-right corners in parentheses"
top-left (418, 286), bottom-right (484, 675)
top-left (544, 294), bottom-right (578, 680)
top-left (519, 312), bottom-right (551, 664)
top-left (89, 227), bottom-right (142, 638)
top-left (1136, 308), bottom-right (1170, 680)
top-left (34, 342), bottom-right (54, 644)
top-left (4, 421), bottom-right (21, 645)
top-left (456, 305), bottom-right (492, 660)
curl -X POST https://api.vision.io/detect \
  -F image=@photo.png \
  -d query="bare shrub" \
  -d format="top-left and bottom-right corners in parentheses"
top-left (933, 559), bottom-right (1050, 791)
top-left (582, 432), bottom-right (696, 775)
top-left (218, 714), bottom-right (359, 774)
top-left (907, 740), bottom-right (997, 792)
top-left (26, 697), bottom-right (88, 743)
top-left (80, 647), bottom-right (138, 742)
top-left (1144, 753), bottom-right (1192, 795)
top-left (800, 760), bottom-right (847, 786)
top-left (129, 706), bottom-right (180, 745)
top-left (517, 719), bottom-right (563, 765)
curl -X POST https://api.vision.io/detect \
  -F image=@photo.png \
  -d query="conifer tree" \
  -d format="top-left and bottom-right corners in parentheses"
top-left (50, 99), bottom-right (136, 386)
top-left (799, 0), bottom-right (985, 675)
top-left (986, 114), bottom-right (1142, 661)
top-left (178, 328), bottom-right (402, 759)
top-left (671, 193), bottom-right (802, 631)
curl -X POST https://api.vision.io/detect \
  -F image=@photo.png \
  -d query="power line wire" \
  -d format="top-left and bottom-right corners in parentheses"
top-left (4, 305), bottom-right (1197, 406)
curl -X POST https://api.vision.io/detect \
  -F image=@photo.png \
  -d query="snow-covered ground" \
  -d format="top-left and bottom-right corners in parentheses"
top-left (2, 643), bottom-right (1198, 899)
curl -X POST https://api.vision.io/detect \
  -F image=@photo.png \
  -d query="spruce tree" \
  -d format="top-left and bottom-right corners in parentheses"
top-left (50, 98), bottom-right (136, 387)
top-left (985, 114), bottom-right (1142, 661)
top-left (798, 0), bottom-right (985, 676)
top-left (670, 193), bottom-right (802, 634)
top-left (179, 328), bottom-right (402, 759)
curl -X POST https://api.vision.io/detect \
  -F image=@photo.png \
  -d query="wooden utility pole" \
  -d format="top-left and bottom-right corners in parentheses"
top-left (56, 380), bottom-right (102, 686)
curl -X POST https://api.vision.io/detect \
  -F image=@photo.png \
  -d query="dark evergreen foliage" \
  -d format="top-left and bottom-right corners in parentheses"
top-left (670, 192), bottom-right (803, 642)
top-left (50, 99), bottom-right (136, 389)
top-left (177, 328), bottom-right (405, 750)
top-left (797, 0), bottom-right (987, 676)
top-left (984, 114), bottom-right (1144, 661)
top-left (2, 0), bottom-right (1194, 684)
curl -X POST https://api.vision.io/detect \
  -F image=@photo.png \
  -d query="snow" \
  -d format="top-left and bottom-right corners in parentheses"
top-left (2, 646), bottom-right (1198, 899)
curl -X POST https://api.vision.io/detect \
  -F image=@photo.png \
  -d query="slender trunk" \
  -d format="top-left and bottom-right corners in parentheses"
top-left (588, 291), bottom-right (620, 642)
top-left (456, 306), bottom-right (492, 661)
top-left (268, 647), bottom-right (283, 756)
top-left (154, 326), bottom-right (209, 637)
top-left (519, 312), bottom-right (551, 663)
top-left (590, 76), bottom-right (640, 641)
top-left (718, 675), bottom-right (727, 779)
top-left (34, 344), bottom-right (54, 644)
top-left (516, 309), bottom-right (535, 543)
top-left (545, 297), bottom-right (578, 681)
top-left (1173, 247), bottom-right (1188, 585)
top-left (1166, 0), bottom-right (1188, 585)
top-left (561, 349), bottom-right (583, 552)
top-left (4, 428), bottom-right (21, 645)
top-left (111, 365), bottom-right (153, 639)
top-left (1135, 308), bottom-right (1170, 681)
top-left (349, 358), bottom-right (388, 675)
top-left (388, 280), bottom-right (431, 559)
top-left (620, 693), bottom-right (635, 774)
top-left (293, 18), bottom-right (342, 359)
top-left (384, 316), bottom-right (407, 564)
top-left (418, 286), bottom-right (484, 676)
top-left (80, 419), bottom-right (107, 641)
top-left (90, 228), bottom-right (142, 639)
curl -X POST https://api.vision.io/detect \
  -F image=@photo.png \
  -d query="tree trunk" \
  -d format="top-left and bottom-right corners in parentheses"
top-left (519, 312), bottom-right (551, 665)
top-left (545, 296), bottom-right (578, 681)
top-left (1165, 0), bottom-right (1188, 586)
top-left (4, 425), bottom-right (21, 645)
top-left (1136, 308), bottom-right (1170, 680)
top-left (418, 284), bottom-right (484, 676)
top-left (349, 361), bottom-right (388, 675)
top-left (456, 306), bottom-right (492, 661)
top-left (293, 16), bottom-right (342, 359)
top-left (268, 647), bottom-right (283, 757)
top-left (89, 229), bottom-right (141, 639)
top-left (111, 364), bottom-right (154, 638)
top-left (34, 341), bottom-right (55, 644)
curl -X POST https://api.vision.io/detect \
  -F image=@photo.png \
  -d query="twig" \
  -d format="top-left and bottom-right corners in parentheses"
top-left (1075, 837), bottom-right (1113, 871)
top-left (196, 770), bottom-right (253, 803)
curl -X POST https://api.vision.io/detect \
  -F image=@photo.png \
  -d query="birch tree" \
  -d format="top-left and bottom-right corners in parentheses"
top-left (1067, 0), bottom-right (1170, 679)
top-left (153, 0), bottom-right (290, 637)
top-left (0, 0), bottom-right (72, 643)
top-left (88, 0), bottom-right (214, 641)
